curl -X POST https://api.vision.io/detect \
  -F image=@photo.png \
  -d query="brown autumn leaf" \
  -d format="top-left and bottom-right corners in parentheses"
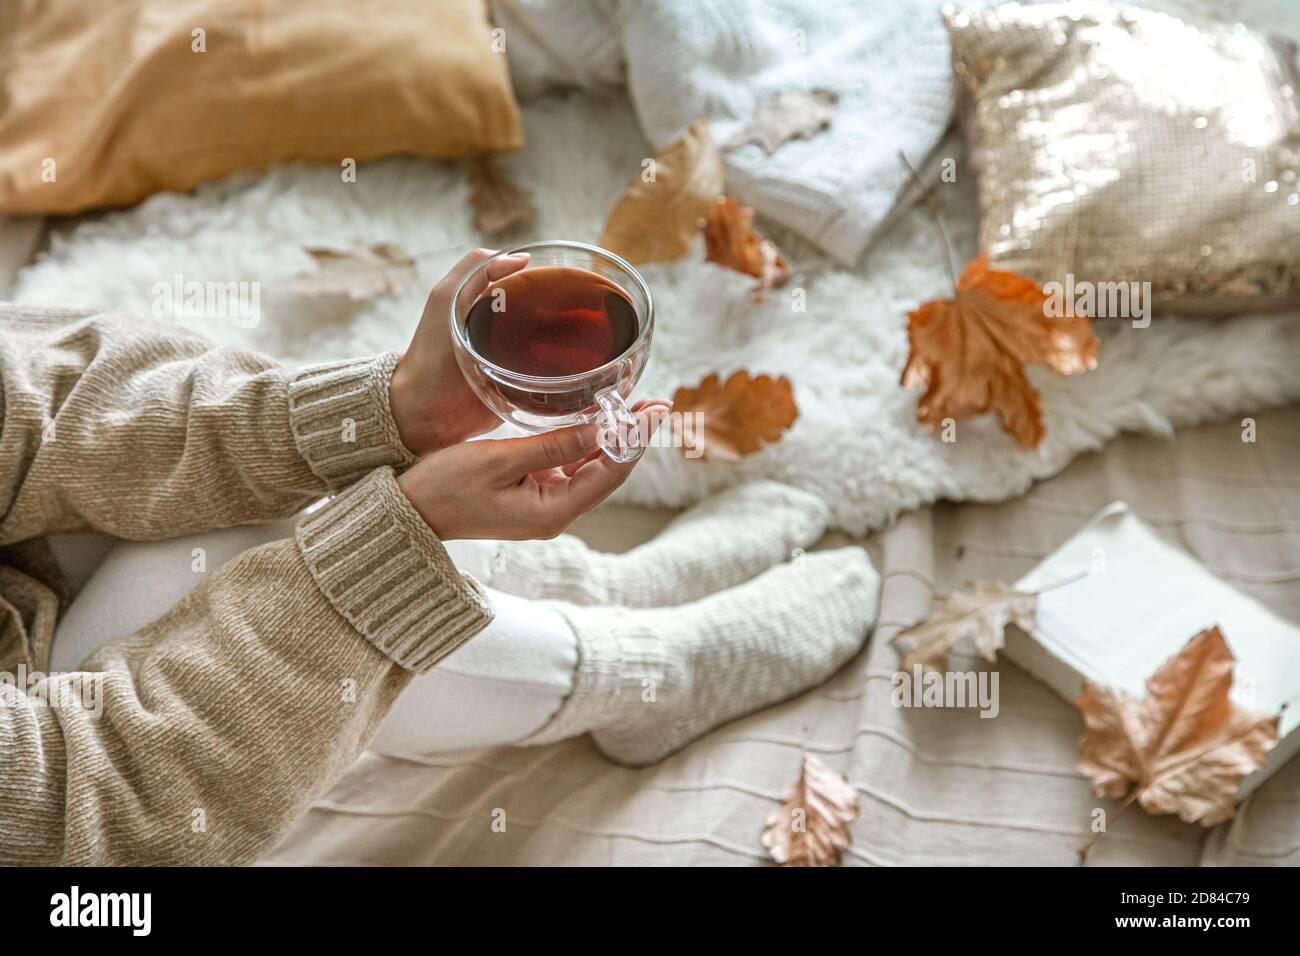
top-left (725, 88), bottom-right (839, 155)
top-left (468, 155), bottom-right (536, 238)
top-left (599, 116), bottom-right (724, 265)
top-left (292, 243), bottom-right (417, 300)
top-left (762, 753), bottom-right (859, 867)
top-left (890, 581), bottom-right (1037, 672)
top-left (670, 370), bottom-right (798, 461)
top-left (1076, 626), bottom-right (1280, 860)
top-left (702, 196), bottom-right (791, 299)
top-left (900, 253), bottom-right (1098, 450)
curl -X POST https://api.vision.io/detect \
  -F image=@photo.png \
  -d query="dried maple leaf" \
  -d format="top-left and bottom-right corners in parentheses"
top-left (900, 254), bottom-right (1098, 450)
top-left (292, 243), bottom-right (417, 300)
top-left (762, 754), bottom-right (859, 867)
top-left (670, 370), bottom-right (797, 461)
top-left (1076, 626), bottom-right (1280, 860)
top-left (890, 581), bottom-right (1037, 671)
top-left (599, 116), bottom-right (724, 265)
top-left (468, 155), bottom-right (536, 238)
top-left (702, 196), bottom-right (791, 299)
top-left (725, 88), bottom-right (839, 155)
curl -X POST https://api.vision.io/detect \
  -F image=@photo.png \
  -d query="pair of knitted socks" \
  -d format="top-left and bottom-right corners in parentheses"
top-left (470, 481), bottom-right (880, 766)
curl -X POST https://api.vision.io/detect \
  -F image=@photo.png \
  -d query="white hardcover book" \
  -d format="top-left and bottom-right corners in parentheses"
top-left (1004, 501), bottom-right (1300, 797)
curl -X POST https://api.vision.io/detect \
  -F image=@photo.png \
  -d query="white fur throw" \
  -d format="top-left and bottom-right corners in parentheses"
top-left (11, 0), bottom-right (1300, 534)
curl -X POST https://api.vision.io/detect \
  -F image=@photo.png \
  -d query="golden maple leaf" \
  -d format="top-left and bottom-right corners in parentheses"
top-left (670, 370), bottom-right (797, 461)
top-left (890, 581), bottom-right (1037, 671)
top-left (724, 88), bottom-right (839, 155)
top-left (761, 753), bottom-right (859, 867)
top-left (291, 243), bottom-right (417, 300)
top-left (467, 155), bottom-right (536, 238)
top-left (598, 117), bottom-right (724, 265)
top-left (702, 196), bottom-right (790, 299)
top-left (900, 254), bottom-right (1098, 450)
top-left (1076, 626), bottom-right (1279, 860)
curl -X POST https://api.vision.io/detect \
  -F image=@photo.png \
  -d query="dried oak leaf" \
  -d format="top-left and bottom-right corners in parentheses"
top-left (1077, 626), bottom-right (1279, 854)
top-left (468, 155), bottom-right (536, 238)
top-left (890, 581), bottom-right (1037, 671)
top-left (702, 196), bottom-right (791, 299)
top-left (670, 370), bottom-right (798, 461)
top-left (292, 243), bottom-right (417, 300)
top-left (900, 254), bottom-right (1098, 450)
top-left (725, 88), bottom-right (839, 155)
top-left (599, 116), bottom-right (724, 265)
top-left (762, 753), bottom-right (859, 867)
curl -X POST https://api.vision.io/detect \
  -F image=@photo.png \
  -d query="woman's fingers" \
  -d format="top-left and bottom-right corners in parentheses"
top-left (485, 252), bottom-right (529, 281)
top-left (503, 398), bottom-right (672, 481)
top-left (549, 397), bottom-right (673, 477)
top-left (491, 422), bottom-right (602, 477)
top-left (433, 248), bottom-right (492, 302)
top-left (543, 403), bottom-right (672, 518)
top-left (560, 448), bottom-right (603, 477)
top-left (449, 249), bottom-right (529, 306)
top-left (396, 400), bottom-right (672, 540)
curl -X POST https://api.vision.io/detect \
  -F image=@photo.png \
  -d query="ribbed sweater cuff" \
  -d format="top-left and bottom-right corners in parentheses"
top-left (295, 468), bottom-right (494, 671)
top-left (288, 352), bottom-right (418, 489)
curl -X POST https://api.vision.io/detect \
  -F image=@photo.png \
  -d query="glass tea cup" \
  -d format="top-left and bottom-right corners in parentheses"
top-left (449, 240), bottom-right (654, 463)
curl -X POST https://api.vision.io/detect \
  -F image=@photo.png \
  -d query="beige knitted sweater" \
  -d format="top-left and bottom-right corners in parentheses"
top-left (0, 305), bottom-right (494, 865)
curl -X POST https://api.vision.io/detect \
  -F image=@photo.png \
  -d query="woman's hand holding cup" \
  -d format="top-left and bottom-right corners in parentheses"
top-left (397, 400), bottom-right (670, 540)
top-left (387, 248), bottom-right (665, 541)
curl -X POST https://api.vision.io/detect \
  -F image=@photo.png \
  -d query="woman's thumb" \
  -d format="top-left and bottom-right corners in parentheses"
top-left (492, 422), bottom-right (602, 475)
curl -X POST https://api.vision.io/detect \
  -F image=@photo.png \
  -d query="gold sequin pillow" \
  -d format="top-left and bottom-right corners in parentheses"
top-left (945, 1), bottom-right (1300, 314)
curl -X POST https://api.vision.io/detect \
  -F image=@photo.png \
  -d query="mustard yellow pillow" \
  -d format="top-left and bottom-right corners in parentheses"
top-left (0, 0), bottom-right (523, 214)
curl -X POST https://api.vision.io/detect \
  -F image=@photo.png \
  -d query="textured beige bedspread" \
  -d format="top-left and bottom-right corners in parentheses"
top-left (4, 214), bottom-right (1293, 866)
top-left (262, 409), bottom-right (1300, 867)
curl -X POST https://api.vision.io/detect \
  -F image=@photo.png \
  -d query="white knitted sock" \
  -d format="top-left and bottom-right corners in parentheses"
top-left (519, 547), bottom-right (879, 766)
top-left (483, 480), bottom-right (829, 606)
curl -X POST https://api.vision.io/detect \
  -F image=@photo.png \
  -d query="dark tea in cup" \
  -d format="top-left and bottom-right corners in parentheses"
top-left (450, 241), bottom-right (654, 463)
top-left (465, 266), bottom-right (639, 415)
top-left (466, 266), bottom-right (638, 376)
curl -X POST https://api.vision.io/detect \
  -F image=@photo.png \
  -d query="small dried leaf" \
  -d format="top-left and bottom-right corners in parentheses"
top-left (670, 370), bottom-right (798, 461)
top-left (725, 88), bottom-right (839, 155)
top-left (599, 117), bottom-right (724, 265)
top-left (702, 196), bottom-right (791, 299)
top-left (1077, 626), bottom-right (1279, 856)
top-left (890, 581), bottom-right (1037, 671)
top-left (292, 243), bottom-right (417, 300)
top-left (762, 754), bottom-right (859, 867)
top-left (468, 155), bottom-right (536, 237)
top-left (900, 254), bottom-right (1098, 450)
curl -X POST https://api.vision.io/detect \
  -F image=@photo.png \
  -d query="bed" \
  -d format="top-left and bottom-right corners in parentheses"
top-left (4, 175), bottom-right (1297, 871)
top-left (247, 410), bottom-right (1300, 866)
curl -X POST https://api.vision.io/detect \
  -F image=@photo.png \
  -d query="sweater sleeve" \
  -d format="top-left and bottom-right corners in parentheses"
top-left (0, 305), bottom-right (417, 543)
top-left (0, 467), bottom-right (493, 865)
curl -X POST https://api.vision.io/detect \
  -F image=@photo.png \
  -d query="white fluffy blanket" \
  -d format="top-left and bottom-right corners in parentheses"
top-left (11, 4), bottom-right (1300, 535)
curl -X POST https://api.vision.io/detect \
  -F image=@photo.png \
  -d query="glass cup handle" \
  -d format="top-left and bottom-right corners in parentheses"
top-left (594, 386), bottom-right (644, 463)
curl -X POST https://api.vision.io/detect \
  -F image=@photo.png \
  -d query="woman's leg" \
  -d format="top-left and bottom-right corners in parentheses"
top-left (49, 521), bottom-right (298, 672)
top-left (50, 481), bottom-right (879, 765)
top-left (399, 543), bottom-right (879, 765)
top-left (366, 587), bottom-right (576, 753)
top-left (476, 480), bottom-right (830, 606)
top-left (50, 524), bottom-right (578, 753)
top-left (516, 547), bottom-right (879, 766)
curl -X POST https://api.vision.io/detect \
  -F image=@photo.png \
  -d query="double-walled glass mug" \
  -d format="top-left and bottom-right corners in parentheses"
top-left (449, 240), bottom-right (654, 463)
